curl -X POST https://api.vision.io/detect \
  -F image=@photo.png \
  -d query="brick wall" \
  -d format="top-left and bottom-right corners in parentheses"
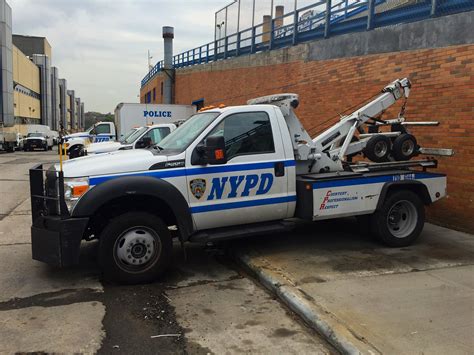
top-left (141, 44), bottom-right (474, 233)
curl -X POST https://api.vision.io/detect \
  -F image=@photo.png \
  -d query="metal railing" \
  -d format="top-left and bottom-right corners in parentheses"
top-left (141, 0), bottom-right (473, 88)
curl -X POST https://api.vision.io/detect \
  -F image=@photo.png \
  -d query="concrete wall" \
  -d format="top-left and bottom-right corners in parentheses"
top-left (58, 78), bottom-right (67, 129)
top-left (67, 90), bottom-right (75, 130)
top-left (0, 0), bottom-right (13, 126)
top-left (80, 102), bottom-right (84, 129)
top-left (32, 54), bottom-right (52, 127)
top-left (140, 11), bottom-right (474, 233)
top-left (50, 66), bottom-right (59, 130)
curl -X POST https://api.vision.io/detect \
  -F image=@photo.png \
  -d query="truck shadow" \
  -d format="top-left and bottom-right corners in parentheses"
top-left (227, 218), bottom-right (474, 280)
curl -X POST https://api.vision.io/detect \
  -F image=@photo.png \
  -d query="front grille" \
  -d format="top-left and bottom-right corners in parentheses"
top-left (28, 139), bottom-right (44, 145)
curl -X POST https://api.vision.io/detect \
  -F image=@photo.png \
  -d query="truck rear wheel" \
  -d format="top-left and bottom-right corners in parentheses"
top-left (372, 190), bottom-right (424, 247)
top-left (99, 212), bottom-right (173, 284)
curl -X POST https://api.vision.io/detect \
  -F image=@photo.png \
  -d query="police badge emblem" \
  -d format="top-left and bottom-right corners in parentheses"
top-left (190, 179), bottom-right (206, 199)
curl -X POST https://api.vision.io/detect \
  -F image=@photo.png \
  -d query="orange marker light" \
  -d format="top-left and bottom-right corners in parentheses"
top-left (215, 149), bottom-right (225, 160)
top-left (72, 185), bottom-right (88, 197)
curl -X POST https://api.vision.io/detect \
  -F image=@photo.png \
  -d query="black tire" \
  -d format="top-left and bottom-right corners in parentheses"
top-left (24, 147), bottom-right (29, 152)
top-left (371, 190), bottom-right (424, 247)
top-left (392, 133), bottom-right (418, 161)
top-left (69, 145), bottom-right (84, 159)
top-left (99, 212), bottom-right (173, 284)
top-left (363, 135), bottom-right (391, 162)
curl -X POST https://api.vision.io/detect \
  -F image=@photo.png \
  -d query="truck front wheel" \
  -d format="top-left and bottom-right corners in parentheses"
top-left (372, 190), bottom-right (424, 247)
top-left (99, 212), bottom-right (173, 284)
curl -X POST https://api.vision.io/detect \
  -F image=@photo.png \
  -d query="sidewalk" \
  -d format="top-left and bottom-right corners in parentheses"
top-left (233, 219), bottom-right (474, 354)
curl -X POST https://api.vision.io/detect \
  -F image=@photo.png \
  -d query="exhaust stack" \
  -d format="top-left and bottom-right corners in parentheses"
top-left (162, 26), bottom-right (174, 104)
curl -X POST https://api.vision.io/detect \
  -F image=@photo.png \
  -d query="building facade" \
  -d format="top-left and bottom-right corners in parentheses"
top-left (0, 0), bottom-right (85, 131)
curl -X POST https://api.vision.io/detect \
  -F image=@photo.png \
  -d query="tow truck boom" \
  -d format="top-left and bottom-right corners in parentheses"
top-left (248, 78), bottom-right (450, 175)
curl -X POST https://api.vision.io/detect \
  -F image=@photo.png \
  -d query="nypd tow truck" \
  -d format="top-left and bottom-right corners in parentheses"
top-left (30, 78), bottom-right (452, 284)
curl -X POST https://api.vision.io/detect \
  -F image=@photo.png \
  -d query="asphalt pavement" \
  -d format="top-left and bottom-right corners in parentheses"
top-left (233, 219), bottom-right (474, 354)
top-left (0, 148), bottom-right (334, 354)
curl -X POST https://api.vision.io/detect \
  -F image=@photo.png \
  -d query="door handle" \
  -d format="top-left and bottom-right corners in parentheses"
top-left (274, 162), bottom-right (285, 177)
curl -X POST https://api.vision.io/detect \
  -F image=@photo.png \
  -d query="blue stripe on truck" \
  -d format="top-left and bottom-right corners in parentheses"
top-left (190, 195), bottom-right (297, 213)
top-left (312, 172), bottom-right (445, 189)
top-left (89, 160), bottom-right (295, 185)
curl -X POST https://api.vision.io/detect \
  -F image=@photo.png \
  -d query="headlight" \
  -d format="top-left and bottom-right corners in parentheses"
top-left (64, 177), bottom-right (90, 211)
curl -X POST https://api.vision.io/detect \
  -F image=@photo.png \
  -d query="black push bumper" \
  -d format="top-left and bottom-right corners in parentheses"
top-left (30, 163), bottom-right (88, 267)
top-left (32, 215), bottom-right (89, 267)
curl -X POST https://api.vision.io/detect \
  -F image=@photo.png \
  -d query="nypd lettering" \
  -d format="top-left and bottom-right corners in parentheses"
top-left (143, 110), bottom-right (172, 118)
top-left (207, 173), bottom-right (274, 200)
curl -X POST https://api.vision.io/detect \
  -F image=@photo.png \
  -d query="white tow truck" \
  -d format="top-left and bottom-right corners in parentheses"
top-left (30, 78), bottom-right (452, 284)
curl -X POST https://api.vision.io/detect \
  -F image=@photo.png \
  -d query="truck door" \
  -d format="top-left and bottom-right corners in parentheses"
top-left (187, 108), bottom-right (294, 230)
top-left (93, 123), bottom-right (114, 142)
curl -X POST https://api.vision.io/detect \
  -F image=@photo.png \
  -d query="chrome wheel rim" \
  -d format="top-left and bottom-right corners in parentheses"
top-left (113, 226), bottom-right (161, 272)
top-left (374, 141), bottom-right (388, 158)
top-left (387, 200), bottom-right (417, 238)
top-left (401, 139), bottom-right (415, 156)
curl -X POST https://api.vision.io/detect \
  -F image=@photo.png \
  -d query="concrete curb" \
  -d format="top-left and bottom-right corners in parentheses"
top-left (234, 250), bottom-right (380, 355)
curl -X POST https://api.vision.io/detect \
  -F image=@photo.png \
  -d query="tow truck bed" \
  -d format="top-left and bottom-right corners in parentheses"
top-left (295, 166), bottom-right (446, 220)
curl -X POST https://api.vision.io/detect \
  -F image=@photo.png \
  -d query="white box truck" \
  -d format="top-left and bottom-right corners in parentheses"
top-left (114, 103), bottom-right (196, 140)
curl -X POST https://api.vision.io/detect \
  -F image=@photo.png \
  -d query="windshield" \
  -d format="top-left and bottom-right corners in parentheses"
top-left (119, 128), bottom-right (138, 144)
top-left (157, 112), bottom-right (220, 152)
top-left (123, 127), bottom-right (147, 144)
top-left (85, 124), bottom-right (95, 133)
top-left (28, 133), bottom-right (44, 138)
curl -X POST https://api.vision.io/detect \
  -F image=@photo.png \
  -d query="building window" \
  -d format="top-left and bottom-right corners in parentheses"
top-left (153, 88), bottom-right (156, 102)
top-left (145, 91), bottom-right (152, 103)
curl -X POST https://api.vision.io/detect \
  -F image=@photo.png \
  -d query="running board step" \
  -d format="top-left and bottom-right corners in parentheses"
top-left (189, 220), bottom-right (296, 243)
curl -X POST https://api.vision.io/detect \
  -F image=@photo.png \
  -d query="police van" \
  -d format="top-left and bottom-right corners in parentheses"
top-left (115, 103), bottom-right (196, 139)
top-left (63, 104), bottom-right (195, 158)
top-left (29, 79), bottom-right (451, 284)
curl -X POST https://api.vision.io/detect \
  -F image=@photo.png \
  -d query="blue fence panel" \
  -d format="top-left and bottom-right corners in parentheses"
top-left (141, 0), bottom-right (474, 88)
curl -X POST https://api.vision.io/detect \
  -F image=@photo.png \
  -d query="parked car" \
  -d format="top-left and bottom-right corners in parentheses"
top-left (23, 133), bottom-right (50, 151)
top-left (85, 124), bottom-right (176, 156)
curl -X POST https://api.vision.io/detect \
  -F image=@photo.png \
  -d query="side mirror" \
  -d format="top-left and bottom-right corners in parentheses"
top-left (136, 136), bottom-right (152, 149)
top-left (193, 136), bottom-right (227, 165)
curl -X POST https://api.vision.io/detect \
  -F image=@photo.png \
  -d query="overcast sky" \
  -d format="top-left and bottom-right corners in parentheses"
top-left (9, 0), bottom-right (225, 113)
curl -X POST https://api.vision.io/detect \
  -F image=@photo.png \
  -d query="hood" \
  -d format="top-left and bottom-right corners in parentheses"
top-left (59, 149), bottom-right (167, 178)
top-left (87, 141), bottom-right (122, 154)
top-left (64, 132), bottom-right (90, 139)
top-left (26, 136), bottom-right (46, 141)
